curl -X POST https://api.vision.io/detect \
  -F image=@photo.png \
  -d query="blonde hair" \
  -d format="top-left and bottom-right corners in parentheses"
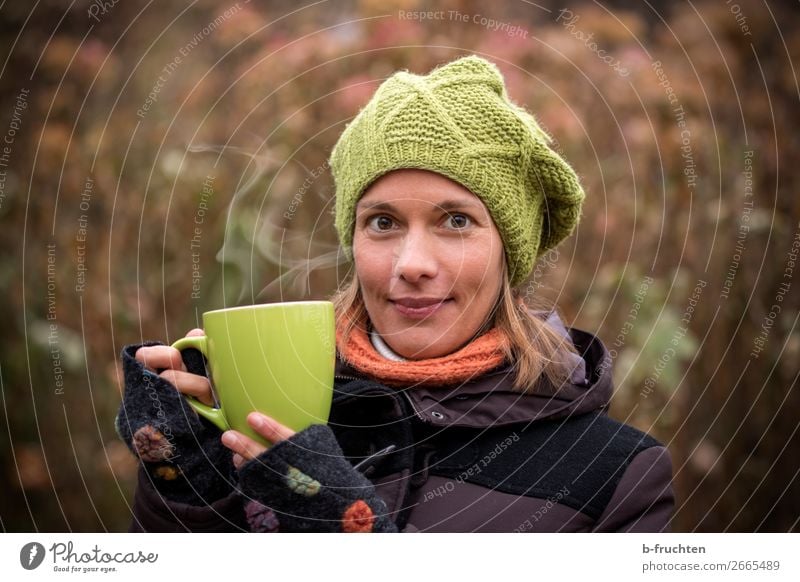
top-left (330, 261), bottom-right (582, 394)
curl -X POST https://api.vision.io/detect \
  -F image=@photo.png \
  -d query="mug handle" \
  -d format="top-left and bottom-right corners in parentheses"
top-left (170, 335), bottom-right (230, 432)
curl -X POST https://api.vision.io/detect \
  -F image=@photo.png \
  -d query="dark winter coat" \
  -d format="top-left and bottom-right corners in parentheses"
top-left (117, 312), bottom-right (674, 533)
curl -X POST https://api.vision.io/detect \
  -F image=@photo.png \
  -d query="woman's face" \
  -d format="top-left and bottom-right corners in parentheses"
top-left (353, 169), bottom-right (505, 359)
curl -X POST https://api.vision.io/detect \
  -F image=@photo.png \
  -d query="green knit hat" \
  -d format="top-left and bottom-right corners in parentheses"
top-left (330, 55), bottom-right (585, 286)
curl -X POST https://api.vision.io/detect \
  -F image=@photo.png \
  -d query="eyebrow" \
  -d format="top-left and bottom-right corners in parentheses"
top-left (356, 198), bottom-right (484, 212)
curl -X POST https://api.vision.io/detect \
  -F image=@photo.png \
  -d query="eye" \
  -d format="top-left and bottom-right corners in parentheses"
top-left (445, 213), bottom-right (471, 230)
top-left (367, 215), bottom-right (395, 231)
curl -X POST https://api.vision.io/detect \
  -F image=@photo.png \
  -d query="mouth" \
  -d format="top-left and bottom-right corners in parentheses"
top-left (389, 297), bottom-right (453, 319)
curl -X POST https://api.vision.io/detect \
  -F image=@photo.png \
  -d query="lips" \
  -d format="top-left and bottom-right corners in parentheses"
top-left (390, 297), bottom-right (453, 319)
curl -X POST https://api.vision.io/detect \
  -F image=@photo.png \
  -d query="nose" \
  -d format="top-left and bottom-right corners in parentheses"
top-left (393, 228), bottom-right (438, 283)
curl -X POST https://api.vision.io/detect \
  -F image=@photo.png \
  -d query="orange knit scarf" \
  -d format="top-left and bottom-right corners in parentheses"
top-left (335, 312), bottom-right (510, 387)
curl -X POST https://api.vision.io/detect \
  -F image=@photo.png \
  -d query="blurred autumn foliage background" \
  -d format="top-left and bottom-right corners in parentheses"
top-left (1, 0), bottom-right (798, 532)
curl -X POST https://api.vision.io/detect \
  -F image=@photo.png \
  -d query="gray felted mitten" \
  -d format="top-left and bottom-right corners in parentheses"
top-left (237, 424), bottom-right (398, 532)
top-left (115, 341), bottom-right (235, 505)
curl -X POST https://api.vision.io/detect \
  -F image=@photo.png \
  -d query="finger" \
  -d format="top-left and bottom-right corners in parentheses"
top-left (186, 328), bottom-right (205, 337)
top-left (232, 453), bottom-right (245, 470)
top-left (247, 412), bottom-right (296, 444)
top-left (221, 430), bottom-right (267, 463)
top-left (158, 369), bottom-right (214, 406)
top-left (135, 346), bottom-right (187, 374)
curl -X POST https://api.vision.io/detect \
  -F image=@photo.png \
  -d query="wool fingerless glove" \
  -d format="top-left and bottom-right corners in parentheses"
top-left (237, 424), bottom-right (398, 532)
top-left (115, 341), bottom-right (236, 506)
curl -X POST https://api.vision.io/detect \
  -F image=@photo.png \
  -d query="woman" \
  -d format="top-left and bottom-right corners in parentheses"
top-left (116, 55), bottom-right (674, 532)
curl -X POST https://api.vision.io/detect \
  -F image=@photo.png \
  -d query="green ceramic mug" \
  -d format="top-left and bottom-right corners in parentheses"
top-left (170, 301), bottom-right (335, 447)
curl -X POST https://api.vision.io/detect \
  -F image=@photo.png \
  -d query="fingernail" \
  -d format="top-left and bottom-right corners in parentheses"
top-left (249, 413), bottom-right (266, 429)
top-left (221, 432), bottom-right (237, 446)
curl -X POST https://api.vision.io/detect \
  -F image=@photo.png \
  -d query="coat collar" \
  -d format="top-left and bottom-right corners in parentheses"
top-left (334, 319), bottom-right (613, 429)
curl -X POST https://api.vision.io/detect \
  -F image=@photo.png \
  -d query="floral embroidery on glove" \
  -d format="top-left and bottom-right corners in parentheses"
top-left (341, 500), bottom-right (375, 533)
top-left (132, 424), bottom-right (176, 462)
top-left (153, 465), bottom-right (182, 481)
top-left (285, 466), bottom-right (322, 497)
top-left (245, 500), bottom-right (280, 532)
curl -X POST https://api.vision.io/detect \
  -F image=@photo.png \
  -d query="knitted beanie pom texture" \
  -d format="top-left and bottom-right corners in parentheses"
top-left (330, 55), bottom-right (585, 286)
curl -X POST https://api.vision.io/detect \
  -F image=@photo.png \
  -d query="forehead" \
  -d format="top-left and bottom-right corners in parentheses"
top-left (357, 168), bottom-right (485, 209)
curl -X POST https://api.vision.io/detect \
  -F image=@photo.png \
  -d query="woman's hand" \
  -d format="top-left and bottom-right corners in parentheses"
top-left (134, 328), bottom-right (214, 406)
top-left (231, 421), bottom-right (399, 532)
top-left (116, 336), bottom-right (236, 505)
top-left (221, 412), bottom-right (296, 470)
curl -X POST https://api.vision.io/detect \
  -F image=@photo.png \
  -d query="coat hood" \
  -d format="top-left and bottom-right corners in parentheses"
top-left (335, 310), bottom-right (614, 429)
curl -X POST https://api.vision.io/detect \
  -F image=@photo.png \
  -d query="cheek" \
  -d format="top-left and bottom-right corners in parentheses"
top-left (458, 238), bottom-right (504, 294)
top-left (353, 239), bottom-right (391, 296)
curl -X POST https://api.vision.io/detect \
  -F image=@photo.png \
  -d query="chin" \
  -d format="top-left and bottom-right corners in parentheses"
top-left (391, 333), bottom-right (457, 360)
